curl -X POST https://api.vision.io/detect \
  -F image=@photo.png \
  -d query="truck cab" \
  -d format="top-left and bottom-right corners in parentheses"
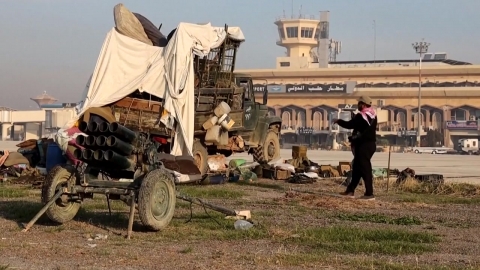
top-left (234, 74), bottom-right (268, 131)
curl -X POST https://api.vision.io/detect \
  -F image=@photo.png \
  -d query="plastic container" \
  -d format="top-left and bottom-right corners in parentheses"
top-left (214, 102), bottom-right (231, 117)
top-left (228, 159), bottom-right (246, 169)
top-left (234, 220), bottom-right (254, 230)
top-left (205, 125), bottom-right (221, 144)
top-left (202, 116), bottom-right (218, 130)
top-left (46, 143), bottom-right (67, 173)
top-left (219, 131), bottom-right (229, 145)
top-left (218, 114), bottom-right (235, 131)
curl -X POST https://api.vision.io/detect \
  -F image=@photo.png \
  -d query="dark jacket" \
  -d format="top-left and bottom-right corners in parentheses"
top-left (337, 113), bottom-right (377, 145)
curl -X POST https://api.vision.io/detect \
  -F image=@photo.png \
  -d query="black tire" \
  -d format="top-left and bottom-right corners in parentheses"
top-left (192, 140), bottom-right (209, 175)
top-left (41, 165), bottom-right (81, 224)
top-left (253, 130), bottom-right (280, 163)
top-left (138, 169), bottom-right (176, 231)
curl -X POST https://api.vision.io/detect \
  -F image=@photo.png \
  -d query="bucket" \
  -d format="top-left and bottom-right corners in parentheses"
top-left (218, 114), bottom-right (235, 131)
top-left (46, 142), bottom-right (67, 172)
top-left (214, 102), bottom-right (231, 117)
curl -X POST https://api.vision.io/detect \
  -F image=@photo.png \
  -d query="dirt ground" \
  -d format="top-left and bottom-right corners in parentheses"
top-left (1, 176), bottom-right (480, 270)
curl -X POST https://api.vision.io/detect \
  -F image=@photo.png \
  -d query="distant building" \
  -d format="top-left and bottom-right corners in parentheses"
top-left (236, 11), bottom-right (480, 147)
top-left (30, 91), bottom-right (58, 108)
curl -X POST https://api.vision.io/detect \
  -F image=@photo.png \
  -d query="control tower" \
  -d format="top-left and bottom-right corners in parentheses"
top-left (274, 11), bottom-right (330, 68)
top-left (30, 91), bottom-right (58, 108)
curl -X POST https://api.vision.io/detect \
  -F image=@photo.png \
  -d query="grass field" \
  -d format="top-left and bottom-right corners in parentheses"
top-left (1, 177), bottom-right (480, 270)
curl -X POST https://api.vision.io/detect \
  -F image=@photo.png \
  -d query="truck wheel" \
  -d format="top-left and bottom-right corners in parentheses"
top-left (193, 141), bottom-right (208, 175)
top-left (253, 130), bottom-right (280, 163)
top-left (41, 165), bottom-right (81, 224)
top-left (138, 169), bottom-right (176, 231)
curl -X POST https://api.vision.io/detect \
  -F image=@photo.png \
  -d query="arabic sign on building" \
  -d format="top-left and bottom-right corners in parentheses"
top-left (266, 85), bottom-right (286, 92)
top-left (445, 120), bottom-right (478, 130)
top-left (285, 84), bottom-right (347, 93)
top-left (397, 130), bottom-right (418, 137)
top-left (253, 84), bottom-right (266, 92)
top-left (337, 104), bottom-right (358, 111)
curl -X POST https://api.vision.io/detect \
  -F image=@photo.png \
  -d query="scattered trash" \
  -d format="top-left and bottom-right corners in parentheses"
top-left (234, 219), bottom-right (254, 230)
top-left (201, 174), bottom-right (227, 185)
top-left (87, 244), bottom-right (97, 248)
top-left (94, 233), bottom-right (108, 240)
top-left (207, 155), bottom-right (227, 172)
top-left (87, 233), bottom-right (108, 241)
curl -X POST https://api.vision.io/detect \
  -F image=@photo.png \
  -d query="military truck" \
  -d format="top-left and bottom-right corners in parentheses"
top-left (75, 25), bottom-right (281, 175)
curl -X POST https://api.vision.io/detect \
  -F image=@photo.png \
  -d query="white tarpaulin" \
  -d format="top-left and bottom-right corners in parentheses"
top-left (69, 22), bottom-right (245, 156)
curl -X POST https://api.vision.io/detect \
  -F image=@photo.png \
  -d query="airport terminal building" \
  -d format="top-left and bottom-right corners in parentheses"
top-left (236, 11), bottom-right (480, 148)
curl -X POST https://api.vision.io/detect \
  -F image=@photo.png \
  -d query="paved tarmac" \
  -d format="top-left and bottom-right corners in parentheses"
top-left (230, 149), bottom-right (480, 184)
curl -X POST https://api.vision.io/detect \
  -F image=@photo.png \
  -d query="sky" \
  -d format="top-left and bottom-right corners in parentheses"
top-left (1, 0), bottom-right (479, 109)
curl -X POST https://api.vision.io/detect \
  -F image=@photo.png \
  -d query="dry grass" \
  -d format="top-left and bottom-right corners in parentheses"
top-left (1, 177), bottom-right (480, 269)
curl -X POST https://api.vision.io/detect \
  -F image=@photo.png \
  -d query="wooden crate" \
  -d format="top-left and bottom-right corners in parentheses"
top-left (263, 167), bottom-right (292, 180)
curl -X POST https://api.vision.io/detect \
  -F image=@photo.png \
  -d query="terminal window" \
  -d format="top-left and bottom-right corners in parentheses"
top-left (301, 27), bottom-right (314, 38)
top-left (286, 27), bottom-right (298, 38)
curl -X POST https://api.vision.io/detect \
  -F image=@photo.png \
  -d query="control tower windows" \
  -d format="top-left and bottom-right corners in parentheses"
top-left (301, 27), bottom-right (314, 38)
top-left (286, 27), bottom-right (298, 38)
top-left (314, 27), bottom-right (320, 39)
top-left (278, 28), bottom-right (285, 39)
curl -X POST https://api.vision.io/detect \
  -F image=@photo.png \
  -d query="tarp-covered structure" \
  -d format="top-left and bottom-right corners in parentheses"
top-left (70, 23), bottom-right (245, 156)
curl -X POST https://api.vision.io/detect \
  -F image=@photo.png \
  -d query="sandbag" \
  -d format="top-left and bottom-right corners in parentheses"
top-left (16, 139), bottom-right (37, 149)
top-left (4, 152), bottom-right (30, 167)
top-left (113, 3), bottom-right (152, 46)
top-left (133, 12), bottom-right (167, 47)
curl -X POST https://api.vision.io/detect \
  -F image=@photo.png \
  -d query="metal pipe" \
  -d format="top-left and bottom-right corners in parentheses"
top-left (93, 149), bottom-right (104, 161)
top-left (22, 189), bottom-right (64, 232)
top-left (87, 122), bottom-right (101, 134)
top-left (108, 122), bottom-right (137, 143)
top-left (99, 122), bottom-right (110, 133)
top-left (73, 148), bottom-right (83, 160)
top-left (76, 135), bottom-right (87, 146)
top-left (85, 136), bottom-right (97, 147)
top-left (127, 190), bottom-right (136, 239)
top-left (104, 150), bottom-right (135, 170)
top-left (96, 135), bottom-right (107, 147)
top-left (82, 149), bottom-right (94, 161)
top-left (106, 136), bottom-right (135, 156)
top-left (78, 121), bottom-right (89, 134)
top-left (176, 192), bottom-right (237, 216)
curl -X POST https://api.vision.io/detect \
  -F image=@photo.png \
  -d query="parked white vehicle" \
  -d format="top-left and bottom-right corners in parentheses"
top-left (458, 139), bottom-right (479, 155)
top-left (412, 146), bottom-right (450, 154)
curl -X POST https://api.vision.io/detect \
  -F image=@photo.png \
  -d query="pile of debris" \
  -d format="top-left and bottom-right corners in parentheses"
top-left (198, 145), bottom-right (355, 185)
top-left (1, 139), bottom-right (51, 184)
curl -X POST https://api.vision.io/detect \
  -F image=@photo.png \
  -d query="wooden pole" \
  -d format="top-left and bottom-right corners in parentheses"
top-left (386, 145), bottom-right (392, 192)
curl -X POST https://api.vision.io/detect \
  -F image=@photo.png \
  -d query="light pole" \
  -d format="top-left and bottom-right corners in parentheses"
top-left (373, 20), bottom-right (376, 63)
top-left (412, 40), bottom-right (430, 147)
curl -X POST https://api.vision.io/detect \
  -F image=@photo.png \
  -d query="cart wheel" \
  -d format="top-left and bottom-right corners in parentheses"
top-left (192, 141), bottom-right (208, 175)
top-left (138, 168), bottom-right (176, 231)
top-left (41, 165), bottom-right (81, 224)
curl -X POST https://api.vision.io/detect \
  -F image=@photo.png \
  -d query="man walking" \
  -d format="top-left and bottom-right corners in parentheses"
top-left (333, 96), bottom-right (377, 200)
